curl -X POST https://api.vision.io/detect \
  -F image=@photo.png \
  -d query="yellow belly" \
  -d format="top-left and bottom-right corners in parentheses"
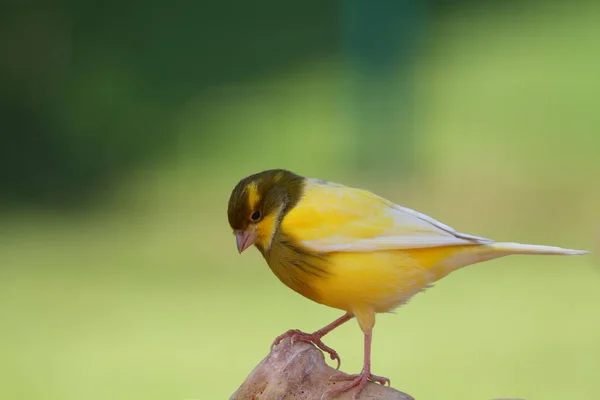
top-left (264, 240), bottom-right (492, 316)
top-left (302, 245), bottom-right (484, 313)
top-left (264, 242), bottom-right (496, 333)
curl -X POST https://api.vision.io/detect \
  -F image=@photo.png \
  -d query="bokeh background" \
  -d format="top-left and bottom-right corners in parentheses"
top-left (2, 1), bottom-right (599, 399)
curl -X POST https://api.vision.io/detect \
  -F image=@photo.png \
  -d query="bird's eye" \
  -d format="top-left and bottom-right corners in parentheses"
top-left (250, 210), bottom-right (261, 221)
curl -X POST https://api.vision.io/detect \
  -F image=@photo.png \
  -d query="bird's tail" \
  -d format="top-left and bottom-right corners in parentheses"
top-left (424, 242), bottom-right (588, 279)
top-left (488, 242), bottom-right (588, 256)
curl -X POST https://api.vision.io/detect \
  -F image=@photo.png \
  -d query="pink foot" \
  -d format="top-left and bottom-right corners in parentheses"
top-left (324, 370), bottom-right (390, 400)
top-left (271, 329), bottom-right (342, 369)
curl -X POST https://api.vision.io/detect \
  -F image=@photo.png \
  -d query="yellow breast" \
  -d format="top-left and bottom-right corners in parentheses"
top-left (310, 250), bottom-right (433, 313)
top-left (265, 238), bottom-right (478, 314)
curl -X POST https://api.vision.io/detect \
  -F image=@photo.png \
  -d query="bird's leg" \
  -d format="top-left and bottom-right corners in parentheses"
top-left (271, 313), bottom-right (354, 369)
top-left (324, 330), bottom-right (390, 400)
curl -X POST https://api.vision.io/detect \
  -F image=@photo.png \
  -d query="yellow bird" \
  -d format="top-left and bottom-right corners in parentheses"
top-left (227, 169), bottom-right (587, 399)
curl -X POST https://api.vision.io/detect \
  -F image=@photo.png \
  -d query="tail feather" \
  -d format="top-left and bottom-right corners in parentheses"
top-left (428, 242), bottom-right (588, 279)
top-left (489, 242), bottom-right (588, 256)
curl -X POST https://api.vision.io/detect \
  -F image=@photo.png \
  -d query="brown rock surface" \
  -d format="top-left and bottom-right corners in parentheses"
top-left (231, 338), bottom-right (415, 400)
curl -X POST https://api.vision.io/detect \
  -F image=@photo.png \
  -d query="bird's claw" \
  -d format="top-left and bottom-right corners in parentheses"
top-left (271, 329), bottom-right (303, 350)
top-left (271, 329), bottom-right (342, 369)
top-left (323, 370), bottom-right (391, 400)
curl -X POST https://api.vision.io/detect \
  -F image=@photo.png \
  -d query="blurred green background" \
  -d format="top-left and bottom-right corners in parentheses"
top-left (1, 1), bottom-right (599, 399)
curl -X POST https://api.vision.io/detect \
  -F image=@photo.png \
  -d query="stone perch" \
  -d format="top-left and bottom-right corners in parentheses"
top-left (231, 337), bottom-right (415, 400)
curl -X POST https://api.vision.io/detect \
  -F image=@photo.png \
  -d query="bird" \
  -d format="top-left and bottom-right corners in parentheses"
top-left (227, 169), bottom-right (588, 399)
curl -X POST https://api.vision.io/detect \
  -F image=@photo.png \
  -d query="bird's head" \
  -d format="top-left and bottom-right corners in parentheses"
top-left (227, 169), bottom-right (303, 253)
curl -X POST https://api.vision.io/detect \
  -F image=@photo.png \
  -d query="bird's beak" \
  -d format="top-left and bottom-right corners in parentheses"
top-left (235, 229), bottom-right (257, 253)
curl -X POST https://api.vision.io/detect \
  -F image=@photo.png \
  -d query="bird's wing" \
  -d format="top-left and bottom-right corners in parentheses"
top-left (281, 179), bottom-right (494, 253)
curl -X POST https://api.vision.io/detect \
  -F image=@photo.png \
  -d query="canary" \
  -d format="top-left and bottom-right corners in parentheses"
top-left (227, 169), bottom-right (587, 399)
